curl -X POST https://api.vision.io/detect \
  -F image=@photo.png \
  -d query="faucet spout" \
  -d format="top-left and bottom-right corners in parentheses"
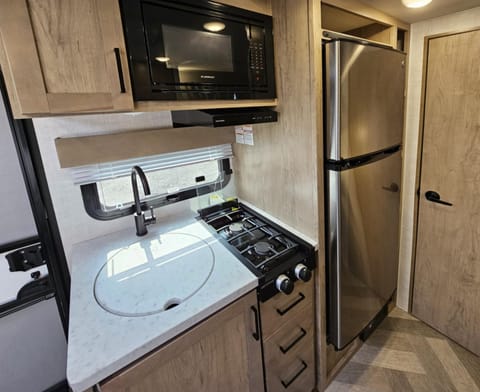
top-left (131, 166), bottom-right (156, 236)
top-left (131, 166), bottom-right (151, 215)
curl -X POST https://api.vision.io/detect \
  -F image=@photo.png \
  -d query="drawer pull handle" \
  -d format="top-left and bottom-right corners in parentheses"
top-left (276, 292), bottom-right (305, 316)
top-left (281, 360), bottom-right (308, 388)
top-left (114, 48), bottom-right (126, 93)
top-left (251, 306), bottom-right (260, 341)
top-left (279, 328), bottom-right (307, 354)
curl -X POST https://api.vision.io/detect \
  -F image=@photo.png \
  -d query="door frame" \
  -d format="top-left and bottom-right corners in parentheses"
top-left (409, 26), bottom-right (480, 311)
top-left (0, 71), bottom-right (70, 334)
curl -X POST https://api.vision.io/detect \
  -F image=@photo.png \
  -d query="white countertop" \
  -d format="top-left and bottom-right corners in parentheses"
top-left (67, 213), bottom-right (258, 392)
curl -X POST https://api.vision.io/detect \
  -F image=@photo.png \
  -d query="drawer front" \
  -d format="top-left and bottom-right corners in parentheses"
top-left (260, 279), bottom-right (314, 338)
top-left (263, 315), bottom-right (315, 392)
top-left (266, 357), bottom-right (315, 392)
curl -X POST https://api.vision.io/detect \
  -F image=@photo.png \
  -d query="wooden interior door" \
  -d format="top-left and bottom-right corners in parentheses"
top-left (412, 28), bottom-right (480, 356)
top-left (0, 0), bottom-right (133, 117)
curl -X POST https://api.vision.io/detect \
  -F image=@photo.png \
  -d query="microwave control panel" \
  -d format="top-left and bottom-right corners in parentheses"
top-left (249, 25), bottom-right (267, 86)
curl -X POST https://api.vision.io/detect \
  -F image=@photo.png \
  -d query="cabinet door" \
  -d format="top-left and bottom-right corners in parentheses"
top-left (101, 291), bottom-right (264, 392)
top-left (0, 0), bottom-right (133, 117)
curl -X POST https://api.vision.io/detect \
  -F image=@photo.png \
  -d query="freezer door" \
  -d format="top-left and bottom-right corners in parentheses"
top-left (327, 151), bottom-right (401, 349)
top-left (324, 40), bottom-right (405, 160)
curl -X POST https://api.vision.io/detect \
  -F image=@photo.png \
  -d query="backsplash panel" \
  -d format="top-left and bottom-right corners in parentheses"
top-left (33, 111), bottom-right (235, 266)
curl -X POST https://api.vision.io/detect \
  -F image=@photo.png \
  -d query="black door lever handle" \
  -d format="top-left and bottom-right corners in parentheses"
top-left (425, 190), bottom-right (453, 206)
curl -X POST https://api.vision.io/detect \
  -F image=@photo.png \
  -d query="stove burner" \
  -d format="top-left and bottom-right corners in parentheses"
top-left (228, 222), bottom-right (244, 234)
top-left (254, 241), bottom-right (273, 256)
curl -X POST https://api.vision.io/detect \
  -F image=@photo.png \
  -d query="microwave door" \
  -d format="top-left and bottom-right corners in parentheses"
top-left (142, 3), bottom-right (251, 89)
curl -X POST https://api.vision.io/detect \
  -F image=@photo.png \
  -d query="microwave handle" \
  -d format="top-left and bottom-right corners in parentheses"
top-left (114, 48), bottom-right (127, 94)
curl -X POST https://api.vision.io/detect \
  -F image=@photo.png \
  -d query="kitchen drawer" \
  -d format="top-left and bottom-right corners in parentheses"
top-left (260, 279), bottom-right (314, 338)
top-left (263, 314), bottom-right (315, 392)
top-left (265, 354), bottom-right (315, 392)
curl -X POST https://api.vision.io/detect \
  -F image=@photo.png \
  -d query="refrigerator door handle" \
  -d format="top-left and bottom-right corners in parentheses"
top-left (425, 190), bottom-right (453, 206)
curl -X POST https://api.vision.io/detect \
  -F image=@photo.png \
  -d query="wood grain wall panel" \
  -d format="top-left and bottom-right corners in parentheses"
top-left (309, 0), bottom-right (328, 390)
top-left (233, 0), bottom-right (318, 241)
top-left (234, 1), bottom-right (326, 388)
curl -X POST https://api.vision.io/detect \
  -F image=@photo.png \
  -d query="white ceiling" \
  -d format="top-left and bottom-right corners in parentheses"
top-left (360, 0), bottom-right (480, 23)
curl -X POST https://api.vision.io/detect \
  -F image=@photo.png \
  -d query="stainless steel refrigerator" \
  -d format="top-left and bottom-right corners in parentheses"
top-left (324, 38), bottom-right (405, 350)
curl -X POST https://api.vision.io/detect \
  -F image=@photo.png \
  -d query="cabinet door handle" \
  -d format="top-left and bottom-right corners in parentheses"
top-left (281, 360), bottom-right (308, 388)
top-left (251, 306), bottom-right (260, 341)
top-left (276, 292), bottom-right (305, 316)
top-left (114, 48), bottom-right (126, 93)
top-left (279, 328), bottom-right (307, 354)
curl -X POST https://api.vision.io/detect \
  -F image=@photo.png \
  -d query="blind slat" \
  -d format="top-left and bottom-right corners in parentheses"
top-left (69, 144), bottom-right (233, 185)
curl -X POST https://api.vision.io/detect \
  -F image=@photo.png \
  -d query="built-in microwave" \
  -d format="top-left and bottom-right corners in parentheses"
top-left (119, 0), bottom-right (276, 101)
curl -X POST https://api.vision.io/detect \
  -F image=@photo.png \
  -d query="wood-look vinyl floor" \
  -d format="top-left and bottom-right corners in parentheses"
top-left (326, 308), bottom-right (480, 392)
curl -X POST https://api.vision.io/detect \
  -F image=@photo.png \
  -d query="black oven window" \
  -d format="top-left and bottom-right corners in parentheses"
top-left (160, 25), bottom-right (234, 73)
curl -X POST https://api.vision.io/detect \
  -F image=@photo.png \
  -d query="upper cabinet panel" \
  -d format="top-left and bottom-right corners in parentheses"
top-left (217, 0), bottom-right (272, 15)
top-left (321, 1), bottom-right (409, 50)
top-left (0, 0), bottom-right (277, 118)
top-left (0, 0), bottom-right (133, 117)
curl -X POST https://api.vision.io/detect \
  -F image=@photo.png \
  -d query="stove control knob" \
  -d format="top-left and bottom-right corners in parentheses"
top-left (276, 274), bottom-right (294, 295)
top-left (294, 263), bottom-right (312, 282)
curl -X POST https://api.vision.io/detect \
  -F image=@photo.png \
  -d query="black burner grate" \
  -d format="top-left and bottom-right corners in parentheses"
top-left (201, 206), bottom-right (299, 272)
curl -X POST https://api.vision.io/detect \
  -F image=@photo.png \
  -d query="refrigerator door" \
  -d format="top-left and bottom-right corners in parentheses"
top-left (327, 151), bottom-right (401, 349)
top-left (324, 40), bottom-right (406, 161)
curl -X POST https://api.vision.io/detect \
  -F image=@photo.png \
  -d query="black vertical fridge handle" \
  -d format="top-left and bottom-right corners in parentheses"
top-left (425, 190), bottom-right (453, 206)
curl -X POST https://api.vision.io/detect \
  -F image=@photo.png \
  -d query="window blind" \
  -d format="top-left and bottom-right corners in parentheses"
top-left (69, 144), bottom-right (233, 185)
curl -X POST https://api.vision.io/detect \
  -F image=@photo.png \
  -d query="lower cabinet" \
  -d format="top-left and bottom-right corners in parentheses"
top-left (100, 290), bottom-right (264, 392)
top-left (260, 279), bottom-right (316, 392)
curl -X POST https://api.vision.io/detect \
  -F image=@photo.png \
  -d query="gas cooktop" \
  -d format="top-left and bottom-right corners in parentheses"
top-left (199, 200), bottom-right (315, 301)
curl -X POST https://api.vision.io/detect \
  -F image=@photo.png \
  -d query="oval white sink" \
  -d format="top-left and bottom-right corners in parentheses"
top-left (93, 232), bottom-right (215, 317)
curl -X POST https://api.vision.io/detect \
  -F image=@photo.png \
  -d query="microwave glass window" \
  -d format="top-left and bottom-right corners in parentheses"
top-left (161, 25), bottom-right (234, 73)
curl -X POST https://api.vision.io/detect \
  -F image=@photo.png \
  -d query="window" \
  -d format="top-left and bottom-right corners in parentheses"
top-left (74, 145), bottom-right (233, 220)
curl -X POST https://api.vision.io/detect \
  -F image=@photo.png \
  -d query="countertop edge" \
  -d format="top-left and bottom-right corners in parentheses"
top-left (69, 279), bottom-right (258, 392)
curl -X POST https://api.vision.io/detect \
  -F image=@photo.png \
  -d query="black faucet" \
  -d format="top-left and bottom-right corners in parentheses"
top-left (131, 165), bottom-right (156, 236)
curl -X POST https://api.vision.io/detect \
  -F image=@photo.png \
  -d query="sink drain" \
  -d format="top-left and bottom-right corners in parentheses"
top-left (163, 298), bottom-right (181, 311)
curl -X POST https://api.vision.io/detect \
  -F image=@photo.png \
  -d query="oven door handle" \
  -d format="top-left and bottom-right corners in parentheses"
top-left (276, 292), bottom-right (305, 316)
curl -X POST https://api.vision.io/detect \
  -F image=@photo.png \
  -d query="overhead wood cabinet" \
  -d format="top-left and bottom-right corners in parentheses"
top-left (0, 0), bottom-right (133, 118)
top-left (100, 291), bottom-right (264, 392)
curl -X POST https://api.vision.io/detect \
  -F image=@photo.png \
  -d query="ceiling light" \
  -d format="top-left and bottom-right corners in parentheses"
top-left (203, 22), bottom-right (226, 32)
top-left (401, 0), bottom-right (432, 8)
top-left (155, 57), bottom-right (170, 62)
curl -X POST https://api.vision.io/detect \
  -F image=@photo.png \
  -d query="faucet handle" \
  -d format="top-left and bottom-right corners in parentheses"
top-left (146, 206), bottom-right (156, 225)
